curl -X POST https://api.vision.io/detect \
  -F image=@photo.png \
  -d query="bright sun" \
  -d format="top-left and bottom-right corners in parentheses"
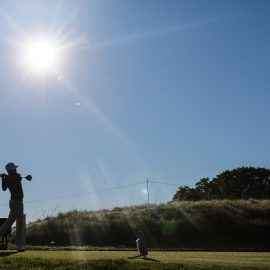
top-left (23, 38), bottom-right (59, 73)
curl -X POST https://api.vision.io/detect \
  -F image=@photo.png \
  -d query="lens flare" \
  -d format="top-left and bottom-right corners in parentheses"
top-left (141, 188), bottom-right (148, 195)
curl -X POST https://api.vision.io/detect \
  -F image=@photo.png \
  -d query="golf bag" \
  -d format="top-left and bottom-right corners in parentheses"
top-left (0, 218), bottom-right (11, 250)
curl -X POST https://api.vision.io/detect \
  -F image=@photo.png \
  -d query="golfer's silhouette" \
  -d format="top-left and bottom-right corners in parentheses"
top-left (0, 163), bottom-right (32, 252)
top-left (128, 230), bottom-right (160, 262)
top-left (136, 230), bottom-right (148, 258)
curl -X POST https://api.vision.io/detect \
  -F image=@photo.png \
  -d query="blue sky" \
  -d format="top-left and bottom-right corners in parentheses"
top-left (0, 0), bottom-right (269, 220)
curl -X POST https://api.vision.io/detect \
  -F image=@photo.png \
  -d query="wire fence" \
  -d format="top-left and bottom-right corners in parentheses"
top-left (0, 179), bottom-right (181, 207)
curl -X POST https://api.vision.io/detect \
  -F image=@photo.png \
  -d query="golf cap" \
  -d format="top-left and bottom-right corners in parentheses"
top-left (5, 162), bottom-right (18, 171)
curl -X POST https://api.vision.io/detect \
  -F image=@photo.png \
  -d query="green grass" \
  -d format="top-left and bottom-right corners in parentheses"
top-left (0, 250), bottom-right (270, 269)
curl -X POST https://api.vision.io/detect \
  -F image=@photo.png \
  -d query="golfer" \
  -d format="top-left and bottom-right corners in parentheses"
top-left (0, 162), bottom-right (32, 252)
top-left (136, 230), bottom-right (148, 258)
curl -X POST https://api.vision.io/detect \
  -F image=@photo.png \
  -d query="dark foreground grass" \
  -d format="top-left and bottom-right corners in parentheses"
top-left (0, 251), bottom-right (270, 270)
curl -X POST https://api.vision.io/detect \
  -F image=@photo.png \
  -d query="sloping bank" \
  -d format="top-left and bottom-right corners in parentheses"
top-left (26, 200), bottom-right (270, 249)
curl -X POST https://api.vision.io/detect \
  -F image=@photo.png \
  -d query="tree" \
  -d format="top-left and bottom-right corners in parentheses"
top-left (172, 186), bottom-right (201, 201)
top-left (195, 178), bottom-right (211, 199)
top-left (172, 167), bottom-right (270, 201)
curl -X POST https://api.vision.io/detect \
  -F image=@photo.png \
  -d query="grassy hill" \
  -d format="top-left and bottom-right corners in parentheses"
top-left (26, 200), bottom-right (270, 249)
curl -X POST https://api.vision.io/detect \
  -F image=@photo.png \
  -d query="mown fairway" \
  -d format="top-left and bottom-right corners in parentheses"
top-left (0, 251), bottom-right (270, 270)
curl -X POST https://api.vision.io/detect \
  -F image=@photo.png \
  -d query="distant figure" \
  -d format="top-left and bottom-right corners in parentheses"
top-left (0, 163), bottom-right (32, 252)
top-left (128, 229), bottom-right (159, 262)
top-left (49, 241), bottom-right (55, 249)
top-left (136, 230), bottom-right (148, 259)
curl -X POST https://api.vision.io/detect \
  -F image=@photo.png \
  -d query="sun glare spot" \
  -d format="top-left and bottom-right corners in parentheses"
top-left (142, 188), bottom-right (148, 195)
top-left (23, 38), bottom-right (59, 73)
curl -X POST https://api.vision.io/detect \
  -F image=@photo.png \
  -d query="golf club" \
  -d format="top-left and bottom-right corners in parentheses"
top-left (0, 174), bottom-right (32, 181)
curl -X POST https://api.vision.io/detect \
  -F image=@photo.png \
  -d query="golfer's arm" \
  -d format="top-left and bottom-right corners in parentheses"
top-left (2, 179), bottom-right (7, 191)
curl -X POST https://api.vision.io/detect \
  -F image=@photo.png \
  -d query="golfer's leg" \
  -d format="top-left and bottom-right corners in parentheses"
top-left (16, 214), bottom-right (26, 249)
top-left (16, 203), bottom-right (25, 249)
top-left (136, 239), bottom-right (140, 254)
top-left (22, 214), bottom-right (26, 248)
top-left (0, 202), bottom-right (17, 237)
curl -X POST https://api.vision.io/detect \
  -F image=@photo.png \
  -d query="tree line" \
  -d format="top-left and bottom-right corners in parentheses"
top-left (172, 167), bottom-right (270, 201)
